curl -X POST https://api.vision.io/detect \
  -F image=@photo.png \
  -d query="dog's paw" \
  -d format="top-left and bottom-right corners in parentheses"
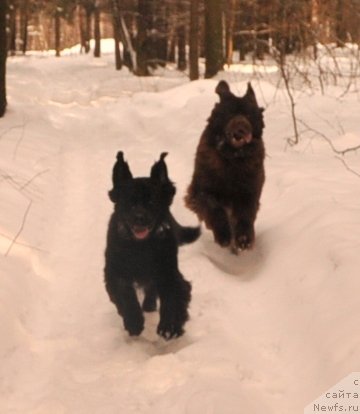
top-left (157, 321), bottom-right (184, 340)
top-left (126, 323), bottom-right (144, 337)
top-left (236, 234), bottom-right (253, 250)
top-left (213, 228), bottom-right (231, 247)
top-left (124, 315), bottom-right (145, 337)
top-left (235, 222), bottom-right (255, 250)
top-left (235, 230), bottom-right (255, 250)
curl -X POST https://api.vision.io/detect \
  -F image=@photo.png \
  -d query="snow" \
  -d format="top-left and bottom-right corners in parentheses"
top-left (1, 48), bottom-right (360, 414)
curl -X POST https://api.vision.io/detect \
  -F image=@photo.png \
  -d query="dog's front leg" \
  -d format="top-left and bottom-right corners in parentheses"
top-left (233, 195), bottom-right (259, 250)
top-left (157, 274), bottom-right (191, 340)
top-left (142, 283), bottom-right (158, 312)
top-left (112, 279), bottom-right (144, 336)
top-left (197, 192), bottom-right (231, 247)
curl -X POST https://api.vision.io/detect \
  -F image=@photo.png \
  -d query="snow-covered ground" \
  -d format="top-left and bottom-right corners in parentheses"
top-left (1, 48), bottom-right (360, 414)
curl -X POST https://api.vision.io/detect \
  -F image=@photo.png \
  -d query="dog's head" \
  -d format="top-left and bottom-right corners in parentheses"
top-left (207, 81), bottom-right (265, 159)
top-left (109, 152), bottom-right (176, 241)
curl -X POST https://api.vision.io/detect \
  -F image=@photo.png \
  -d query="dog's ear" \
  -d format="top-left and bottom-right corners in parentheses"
top-left (109, 151), bottom-right (132, 202)
top-left (150, 152), bottom-right (170, 183)
top-left (215, 81), bottom-right (232, 100)
top-left (150, 152), bottom-right (176, 204)
top-left (243, 82), bottom-right (259, 106)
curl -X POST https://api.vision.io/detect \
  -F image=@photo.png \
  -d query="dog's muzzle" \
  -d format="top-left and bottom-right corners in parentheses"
top-left (131, 225), bottom-right (151, 240)
top-left (224, 115), bottom-right (253, 149)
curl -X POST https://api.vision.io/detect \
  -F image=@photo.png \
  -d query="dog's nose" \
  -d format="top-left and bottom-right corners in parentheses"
top-left (134, 212), bottom-right (148, 226)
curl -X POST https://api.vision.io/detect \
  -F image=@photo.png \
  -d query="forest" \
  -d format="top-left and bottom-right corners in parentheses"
top-left (1, 0), bottom-right (360, 111)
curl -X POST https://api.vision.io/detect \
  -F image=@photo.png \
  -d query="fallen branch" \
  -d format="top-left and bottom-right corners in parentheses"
top-left (5, 200), bottom-right (33, 257)
top-left (0, 123), bottom-right (26, 140)
top-left (0, 230), bottom-right (46, 253)
top-left (13, 117), bottom-right (27, 160)
top-left (20, 168), bottom-right (50, 191)
top-left (335, 156), bottom-right (360, 178)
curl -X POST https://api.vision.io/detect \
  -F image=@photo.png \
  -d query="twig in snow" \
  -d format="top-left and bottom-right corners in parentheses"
top-left (20, 168), bottom-right (50, 191)
top-left (0, 168), bottom-right (25, 194)
top-left (335, 156), bottom-right (360, 178)
top-left (0, 123), bottom-right (26, 140)
top-left (13, 117), bottom-right (27, 160)
top-left (5, 200), bottom-right (33, 257)
top-left (0, 231), bottom-right (46, 253)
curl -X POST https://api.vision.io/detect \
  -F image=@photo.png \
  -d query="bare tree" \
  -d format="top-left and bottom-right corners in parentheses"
top-left (189, 0), bottom-right (199, 80)
top-left (225, 0), bottom-right (235, 65)
top-left (111, 0), bottom-right (122, 70)
top-left (136, 0), bottom-right (152, 75)
top-left (177, 0), bottom-right (186, 71)
top-left (93, 0), bottom-right (101, 57)
top-left (55, 6), bottom-right (61, 56)
top-left (20, 0), bottom-right (30, 54)
top-left (204, 0), bottom-right (223, 78)
top-left (8, 1), bottom-right (17, 55)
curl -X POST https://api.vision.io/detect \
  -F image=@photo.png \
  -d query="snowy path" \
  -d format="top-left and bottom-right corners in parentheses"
top-left (1, 53), bottom-right (360, 414)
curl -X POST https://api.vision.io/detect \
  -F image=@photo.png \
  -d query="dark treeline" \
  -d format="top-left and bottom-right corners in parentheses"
top-left (1, 0), bottom-right (360, 117)
top-left (4, 0), bottom-right (360, 76)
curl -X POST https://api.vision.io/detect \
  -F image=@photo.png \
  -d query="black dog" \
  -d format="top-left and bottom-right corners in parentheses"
top-left (104, 152), bottom-right (199, 339)
top-left (185, 81), bottom-right (265, 253)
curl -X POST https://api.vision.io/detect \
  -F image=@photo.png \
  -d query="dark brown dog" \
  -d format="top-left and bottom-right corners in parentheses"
top-left (185, 81), bottom-right (265, 253)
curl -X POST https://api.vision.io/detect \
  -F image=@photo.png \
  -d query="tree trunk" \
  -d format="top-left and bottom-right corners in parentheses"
top-left (311, 0), bottom-right (319, 59)
top-left (168, 35), bottom-right (176, 63)
top-left (177, 9), bottom-right (186, 72)
top-left (78, 6), bottom-right (87, 53)
top-left (189, 0), bottom-right (199, 80)
top-left (94, 2), bottom-right (101, 57)
top-left (20, 0), bottom-right (29, 54)
top-left (85, 7), bottom-right (91, 53)
top-left (55, 9), bottom-right (61, 57)
top-left (335, 0), bottom-right (346, 46)
top-left (0, 0), bottom-right (7, 117)
top-left (119, 14), bottom-right (137, 70)
top-left (204, 0), bottom-right (223, 78)
top-left (136, 0), bottom-right (152, 76)
top-left (153, 0), bottom-right (167, 67)
top-left (225, 0), bottom-right (235, 66)
top-left (112, 0), bottom-right (122, 70)
top-left (166, 1), bottom-right (176, 63)
top-left (9, 3), bottom-right (17, 55)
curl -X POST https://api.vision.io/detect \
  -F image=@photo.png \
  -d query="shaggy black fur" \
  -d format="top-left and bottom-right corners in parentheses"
top-left (185, 81), bottom-right (265, 253)
top-left (104, 152), bottom-right (200, 339)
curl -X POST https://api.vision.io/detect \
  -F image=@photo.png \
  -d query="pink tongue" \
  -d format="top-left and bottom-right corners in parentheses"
top-left (134, 228), bottom-right (150, 240)
top-left (244, 133), bottom-right (252, 143)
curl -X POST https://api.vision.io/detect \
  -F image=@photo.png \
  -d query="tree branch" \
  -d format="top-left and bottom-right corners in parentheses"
top-left (5, 200), bottom-right (33, 256)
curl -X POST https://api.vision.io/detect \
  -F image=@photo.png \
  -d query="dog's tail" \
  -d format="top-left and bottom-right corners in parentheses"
top-left (168, 213), bottom-right (201, 246)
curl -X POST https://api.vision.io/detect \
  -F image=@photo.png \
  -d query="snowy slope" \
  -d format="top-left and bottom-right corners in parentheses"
top-left (1, 51), bottom-right (360, 414)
